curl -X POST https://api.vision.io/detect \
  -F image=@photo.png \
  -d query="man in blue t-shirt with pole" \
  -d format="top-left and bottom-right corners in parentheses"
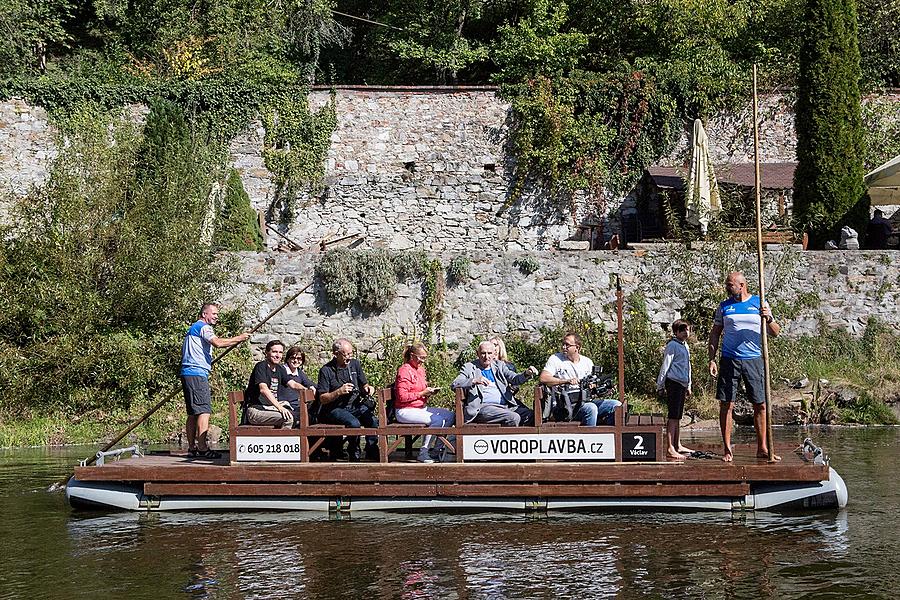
top-left (707, 272), bottom-right (781, 462)
top-left (181, 303), bottom-right (249, 458)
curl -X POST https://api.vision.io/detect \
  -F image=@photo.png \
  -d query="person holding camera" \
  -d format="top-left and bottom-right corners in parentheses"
top-left (244, 339), bottom-right (307, 429)
top-left (540, 332), bottom-right (621, 425)
top-left (316, 338), bottom-right (379, 461)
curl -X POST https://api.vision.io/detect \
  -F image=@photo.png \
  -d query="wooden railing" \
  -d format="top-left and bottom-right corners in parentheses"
top-left (228, 387), bottom-right (665, 464)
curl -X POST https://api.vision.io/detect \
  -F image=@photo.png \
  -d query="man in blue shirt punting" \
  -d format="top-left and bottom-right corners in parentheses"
top-left (181, 303), bottom-right (249, 459)
top-left (707, 272), bottom-right (781, 462)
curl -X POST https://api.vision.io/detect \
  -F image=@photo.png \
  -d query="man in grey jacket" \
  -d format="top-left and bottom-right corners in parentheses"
top-left (451, 341), bottom-right (538, 425)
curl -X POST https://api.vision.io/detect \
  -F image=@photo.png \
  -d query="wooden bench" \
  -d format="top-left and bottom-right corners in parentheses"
top-left (375, 388), bottom-right (456, 463)
top-left (227, 386), bottom-right (665, 463)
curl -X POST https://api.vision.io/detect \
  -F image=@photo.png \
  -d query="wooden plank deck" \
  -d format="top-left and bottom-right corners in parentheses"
top-left (74, 443), bottom-right (828, 499)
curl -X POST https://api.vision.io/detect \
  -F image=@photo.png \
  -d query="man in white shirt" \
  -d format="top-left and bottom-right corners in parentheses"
top-left (540, 332), bottom-right (621, 425)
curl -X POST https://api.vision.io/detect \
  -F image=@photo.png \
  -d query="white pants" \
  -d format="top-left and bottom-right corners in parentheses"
top-left (395, 406), bottom-right (455, 451)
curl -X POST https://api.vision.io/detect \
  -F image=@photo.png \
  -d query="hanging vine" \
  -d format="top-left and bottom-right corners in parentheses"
top-left (261, 90), bottom-right (337, 223)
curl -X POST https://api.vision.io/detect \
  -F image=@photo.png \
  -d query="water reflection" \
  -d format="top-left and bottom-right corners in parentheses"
top-left (2, 430), bottom-right (898, 599)
top-left (59, 509), bottom-right (855, 598)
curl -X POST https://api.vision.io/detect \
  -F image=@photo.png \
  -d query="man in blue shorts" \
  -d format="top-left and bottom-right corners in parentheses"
top-left (707, 272), bottom-right (781, 462)
top-left (181, 303), bottom-right (249, 458)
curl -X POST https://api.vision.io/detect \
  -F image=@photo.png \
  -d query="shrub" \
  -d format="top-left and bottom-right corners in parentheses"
top-left (213, 169), bottom-right (263, 252)
top-left (513, 255), bottom-right (540, 275)
top-left (446, 255), bottom-right (471, 285)
top-left (0, 100), bottom-right (232, 417)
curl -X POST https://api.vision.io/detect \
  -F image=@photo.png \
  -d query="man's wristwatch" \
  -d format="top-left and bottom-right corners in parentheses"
top-left (765, 315), bottom-right (774, 324)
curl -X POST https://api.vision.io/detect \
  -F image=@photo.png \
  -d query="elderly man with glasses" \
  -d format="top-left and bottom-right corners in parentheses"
top-left (451, 341), bottom-right (538, 426)
top-left (316, 338), bottom-right (379, 461)
top-left (540, 332), bottom-right (621, 425)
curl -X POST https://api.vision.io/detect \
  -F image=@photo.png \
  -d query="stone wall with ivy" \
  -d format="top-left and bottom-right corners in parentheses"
top-left (229, 248), bottom-right (900, 352)
top-left (4, 89), bottom-right (899, 244)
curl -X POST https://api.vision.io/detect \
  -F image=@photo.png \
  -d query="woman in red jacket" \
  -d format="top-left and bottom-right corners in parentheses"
top-left (394, 342), bottom-right (455, 463)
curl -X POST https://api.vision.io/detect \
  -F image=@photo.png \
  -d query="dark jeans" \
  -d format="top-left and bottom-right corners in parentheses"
top-left (321, 404), bottom-right (379, 457)
top-left (512, 403), bottom-right (534, 427)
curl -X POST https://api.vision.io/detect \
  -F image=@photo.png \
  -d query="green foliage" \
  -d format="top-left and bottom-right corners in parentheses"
top-left (420, 259), bottom-right (446, 339)
top-left (0, 101), bottom-right (232, 417)
top-left (315, 249), bottom-right (444, 335)
top-left (861, 97), bottom-right (900, 171)
top-left (315, 248), bottom-right (398, 312)
top-left (513, 255), bottom-right (540, 275)
top-left (262, 91), bottom-right (338, 222)
top-left (445, 255), bottom-right (471, 285)
top-left (794, 0), bottom-right (868, 247)
top-left (213, 169), bottom-right (264, 251)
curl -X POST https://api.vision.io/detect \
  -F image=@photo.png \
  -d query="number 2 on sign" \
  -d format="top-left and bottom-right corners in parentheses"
top-left (633, 435), bottom-right (644, 450)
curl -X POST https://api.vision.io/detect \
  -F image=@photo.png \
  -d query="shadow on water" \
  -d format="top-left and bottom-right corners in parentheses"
top-left (1, 429), bottom-right (898, 599)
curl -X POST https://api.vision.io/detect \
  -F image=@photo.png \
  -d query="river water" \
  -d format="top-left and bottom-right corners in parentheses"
top-left (0, 428), bottom-right (897, 599)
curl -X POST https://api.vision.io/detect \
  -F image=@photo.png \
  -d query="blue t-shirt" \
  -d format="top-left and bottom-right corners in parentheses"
top-left (479, 367), bottom-right (503, 404)
top-left (180, 320), bottom-right (214, 377)
top-left (714, 295), bottom-right (770, 360)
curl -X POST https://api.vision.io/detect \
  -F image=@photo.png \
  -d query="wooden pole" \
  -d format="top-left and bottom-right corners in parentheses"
top-left (616, 275), bottom-right (626, 414)
top-left (752, 64), bottom-right (776, 462)
top-left (80, 280), bottom-right (314, 466)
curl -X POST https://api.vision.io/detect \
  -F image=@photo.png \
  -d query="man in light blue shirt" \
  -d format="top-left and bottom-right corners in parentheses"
top-left (452, 341), bottom-right (538, 425)
top-left (181, 303), bottom-right (249, 458)
top-left (708, 272), bottom-right (781, 462)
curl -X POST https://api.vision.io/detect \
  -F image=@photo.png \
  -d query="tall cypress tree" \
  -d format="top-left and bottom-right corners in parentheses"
top-left (794, 0), bottom-right (868, 247)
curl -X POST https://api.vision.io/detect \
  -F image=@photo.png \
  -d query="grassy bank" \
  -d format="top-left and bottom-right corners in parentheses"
top-left (3, 313), bottom-right (898, 448)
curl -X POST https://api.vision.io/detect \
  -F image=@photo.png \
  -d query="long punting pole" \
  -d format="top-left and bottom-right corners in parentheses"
top-left (80, 280), bottom-right (314, 466)
top-left (616, 275), bottom-right (626, 413)
top-left (752, 64), bottom-right (776, 462)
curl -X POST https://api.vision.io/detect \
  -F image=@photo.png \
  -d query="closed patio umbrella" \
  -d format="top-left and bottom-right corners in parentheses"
top-left (865, 155), bottom-right (900, 205)
top-left (685, 118), bottom-right (721, 234)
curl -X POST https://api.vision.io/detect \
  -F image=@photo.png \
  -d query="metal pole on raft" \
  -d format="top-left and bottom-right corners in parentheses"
top-left (80, 280), bottom-right (314, 466)
top-left (752, 64), bottom-right (776, 463)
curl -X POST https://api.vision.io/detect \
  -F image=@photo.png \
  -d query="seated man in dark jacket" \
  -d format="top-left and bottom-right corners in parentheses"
top-left (316, 338), bottom-right (379, 461)
top-left (451, 341), bottom-right (538, 426)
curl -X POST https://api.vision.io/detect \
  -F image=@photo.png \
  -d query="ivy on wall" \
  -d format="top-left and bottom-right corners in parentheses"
top-left (262, 90), bottom-right (337, 223)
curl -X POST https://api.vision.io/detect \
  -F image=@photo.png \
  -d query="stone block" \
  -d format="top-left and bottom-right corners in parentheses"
top-left (558, 240), bottom-right (590, 251)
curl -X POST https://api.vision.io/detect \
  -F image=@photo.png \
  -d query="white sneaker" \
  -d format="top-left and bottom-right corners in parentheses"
top-left (417, 449), bottom-right (435, 463)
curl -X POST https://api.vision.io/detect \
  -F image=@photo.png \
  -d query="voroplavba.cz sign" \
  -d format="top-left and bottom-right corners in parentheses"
top-left (462, 434), bottom-right (616, 461)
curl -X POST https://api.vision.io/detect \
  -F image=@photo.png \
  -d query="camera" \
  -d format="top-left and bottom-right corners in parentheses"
top-left (541, 366), bottom-right (616, 422)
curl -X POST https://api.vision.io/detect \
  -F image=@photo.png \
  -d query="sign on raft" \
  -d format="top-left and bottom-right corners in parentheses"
top-left (462, 434), bottom-right (616, 461)
top-left (236, 436), bottom-right (302, 462)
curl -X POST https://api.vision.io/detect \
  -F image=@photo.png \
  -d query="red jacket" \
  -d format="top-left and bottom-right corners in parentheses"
top-left (394, 362), bottom-right (427, 409)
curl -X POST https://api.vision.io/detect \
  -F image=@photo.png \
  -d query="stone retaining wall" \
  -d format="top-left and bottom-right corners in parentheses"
top-left (4, 90), bottom-right (898, 246)
top-left (229, 248), bottom-right (900, 350)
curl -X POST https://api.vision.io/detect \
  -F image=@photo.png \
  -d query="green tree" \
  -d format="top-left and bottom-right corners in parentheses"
top-left (0, 101), bottom-right (231, 414)
top-left (213, 169), bottom-right (264, 252)
top-left (793, 0), bottom-right (868, 247)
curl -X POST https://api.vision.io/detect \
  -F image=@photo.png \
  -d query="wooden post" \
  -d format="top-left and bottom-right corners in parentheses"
top-left (377, 388), bottom-right (390, 464)
top-left (454, 388), bottom-right (465, 463)
top-left (752, 64), bottom-right (776, 463)
top-left (616, 275), bottom-right (626, 418)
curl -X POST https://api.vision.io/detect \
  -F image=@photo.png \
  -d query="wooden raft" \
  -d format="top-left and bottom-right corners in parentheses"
top-left (73, 388), bottom-right (829, 501)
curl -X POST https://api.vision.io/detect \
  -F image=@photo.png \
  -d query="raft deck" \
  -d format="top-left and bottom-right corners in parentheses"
top-left (70, 389), bottom-right (841, 511)
top-left (72, 443), bottom-right (828, 501)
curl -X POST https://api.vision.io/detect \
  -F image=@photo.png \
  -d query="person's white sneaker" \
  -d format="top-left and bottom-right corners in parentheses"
top-left (417, 449), bottom-right (435, 463)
